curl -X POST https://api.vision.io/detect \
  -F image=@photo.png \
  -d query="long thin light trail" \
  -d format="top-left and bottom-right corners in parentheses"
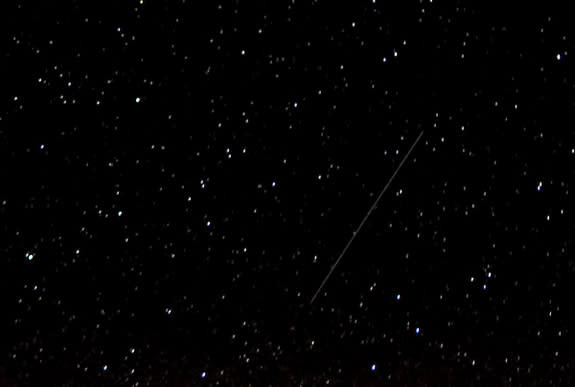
top-left (310, 128), bottom-right (425, 305)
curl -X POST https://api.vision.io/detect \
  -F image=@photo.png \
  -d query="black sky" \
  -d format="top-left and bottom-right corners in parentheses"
top-left (1, 1), bottom-right (574, 385)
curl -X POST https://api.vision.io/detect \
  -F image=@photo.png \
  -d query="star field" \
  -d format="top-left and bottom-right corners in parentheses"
top-left (1, 1), bottom-right (575, 385)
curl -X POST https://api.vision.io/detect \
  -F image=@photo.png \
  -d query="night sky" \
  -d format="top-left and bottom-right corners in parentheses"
top-left (2, 1), bottom-right (575, 385)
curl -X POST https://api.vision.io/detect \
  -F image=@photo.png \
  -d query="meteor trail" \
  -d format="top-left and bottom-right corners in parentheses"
top-left (310, 128), bottom-right (425, 305)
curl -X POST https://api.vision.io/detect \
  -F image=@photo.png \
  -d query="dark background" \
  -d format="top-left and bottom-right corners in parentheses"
top-left (1, 1), bottom-right (574, 385)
